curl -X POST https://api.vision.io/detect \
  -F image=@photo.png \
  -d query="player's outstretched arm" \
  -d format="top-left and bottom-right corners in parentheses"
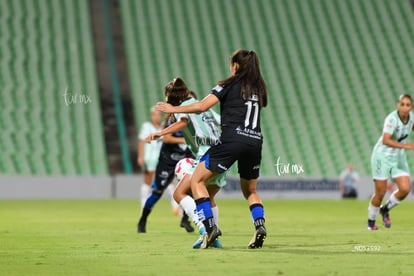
top-left (157, 94), bottom-right (219, 114)
top-left (403, 143), bottom-right (414, 150)
top-left (144, 119), bottom-right (188, 143)
top-left (162, 133), bottom-right (186, 144)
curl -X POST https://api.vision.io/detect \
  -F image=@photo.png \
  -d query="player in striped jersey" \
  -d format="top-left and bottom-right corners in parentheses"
top-left (146, 77), bottom-right (225, 248)
top-left (368, 94), bottom-right (414, 230)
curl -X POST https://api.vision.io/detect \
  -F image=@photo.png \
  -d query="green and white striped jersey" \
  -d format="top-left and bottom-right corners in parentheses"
top-left (373, 110), bottom-right (414, 157)
top-left (175, 97), bottom-right (221, 157)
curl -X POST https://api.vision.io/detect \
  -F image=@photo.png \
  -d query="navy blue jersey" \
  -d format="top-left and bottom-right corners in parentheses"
top-left (152, 119), bottom-right (194, 191)
top-left (211, 81), bottom-right (263, 146)
top-left (157, 119), bottom-right (194, 166)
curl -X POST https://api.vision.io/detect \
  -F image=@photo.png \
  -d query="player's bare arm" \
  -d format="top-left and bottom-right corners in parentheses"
top-left (382, 133), bottom-right (414, 150)
top-left (157, 94), bottom-right (219, 114)
top-left (145, 119), bottom-right (188, 143)
top-left (162, 133), bottom-right (186, 144)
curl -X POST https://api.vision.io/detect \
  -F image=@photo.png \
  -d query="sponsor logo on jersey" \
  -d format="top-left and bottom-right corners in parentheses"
top-left (235, 126), bottom-right (262, 140)
top-left (170, 153), bottom-right (187, 161)
top-left (217, 164), bottom-right (228, 171)
top-left (212, 85), bottom-right (223, 93)
top-left (398, 134), bottom-right (408, 142)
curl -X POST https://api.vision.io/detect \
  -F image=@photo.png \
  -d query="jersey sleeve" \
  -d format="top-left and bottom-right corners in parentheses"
top-left (211, 85), bottom-right (227, 101)
top-left (383, 115), bottom-right (396, 135)
top-left (176, 99), bottom-right (193, 122)
top-left (175, 112), bottom-right (189, 122)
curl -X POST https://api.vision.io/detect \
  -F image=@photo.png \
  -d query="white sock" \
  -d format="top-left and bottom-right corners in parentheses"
top-left (140, 183), bottom-right (152, 209)
top-left (368, 202), bottom-right (380, 221)
top-left (211, 206), bottom-right (219, 228)
top-left (385, 191), bottom-right (401, 210)
top-left (180, 196), bottom-right (204, 230)
top-left (166, 184), bottom-right (179, 210)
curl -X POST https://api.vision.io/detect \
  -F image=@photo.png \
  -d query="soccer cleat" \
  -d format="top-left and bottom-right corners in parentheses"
top-left (193, 227), bottom-right (206, 249)
top-left (367, 225), bottom-right (379, 230)
top-left (200, 225), bottom-right (222, 249)
top-left (180, 218), bottom-right (195, 233)
top-left (367, 219), bottom-right (379, 231)
top-left (248, 226), bottom-right (267, 249)
top-left (211, 238), bottom-right (223, 249)
top-left (380, 207), bottom-right (391, 228)
top-left (137, 220), bottom-right (146, 233)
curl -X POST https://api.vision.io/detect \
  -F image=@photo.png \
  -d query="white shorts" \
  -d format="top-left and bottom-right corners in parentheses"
top-left (371, 152), bottom-right (409, 180)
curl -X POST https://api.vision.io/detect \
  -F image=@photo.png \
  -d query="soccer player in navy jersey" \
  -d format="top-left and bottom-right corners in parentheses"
top-left (157, 49), bottom-right (268, 249)
top-left (137, 114), bottom-right (195, 233)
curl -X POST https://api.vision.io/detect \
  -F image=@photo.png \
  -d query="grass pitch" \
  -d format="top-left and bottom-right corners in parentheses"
top-left (1, 199), bottom-right (414, 275)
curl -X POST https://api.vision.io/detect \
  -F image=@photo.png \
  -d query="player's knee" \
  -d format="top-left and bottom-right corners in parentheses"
top-left (376, 190), bottom-right (386, 200)
top-left (399, 185), bottom-right (411, 196)
top-left (173, 190), bottom-right (183, 203)
top-left (395, 177), bottom-right (411, 196)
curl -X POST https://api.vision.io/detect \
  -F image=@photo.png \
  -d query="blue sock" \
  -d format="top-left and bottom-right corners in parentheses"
top-left (144, 192), bottom-right (162, 210)
top-left (195, 198), bottom-right (214, 232)
top-left (250, 204), bottom-right (265, 229)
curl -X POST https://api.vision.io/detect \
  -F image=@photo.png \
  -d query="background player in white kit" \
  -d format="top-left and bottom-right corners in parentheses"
top-left (137, 107), bottom-right (178, 213)
top-left (368, 94), bottom-right (414, 230)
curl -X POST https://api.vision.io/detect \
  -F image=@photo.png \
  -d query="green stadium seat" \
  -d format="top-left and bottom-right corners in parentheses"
top-left (119, 0), bottom-right (414, 177)
top-left (0, 0), bottom-right (108, 175)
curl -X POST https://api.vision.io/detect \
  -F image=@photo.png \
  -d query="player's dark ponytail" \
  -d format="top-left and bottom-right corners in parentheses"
top-left (218, 49), bottom-right (268, 107)
top-left (164, 77), bottom-right (189, 106)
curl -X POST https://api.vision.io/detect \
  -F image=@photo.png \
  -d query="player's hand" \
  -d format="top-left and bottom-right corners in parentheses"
top-left (405, 143), bottom-right (414, 150)
top-left (145, 133), bottom-right (161, 143)
top-left (156, 102), bottom-right (174, 113)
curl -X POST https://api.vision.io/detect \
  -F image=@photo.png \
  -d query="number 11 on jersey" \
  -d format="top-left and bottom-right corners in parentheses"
top-left (245, 101), bottom-right (259, 129)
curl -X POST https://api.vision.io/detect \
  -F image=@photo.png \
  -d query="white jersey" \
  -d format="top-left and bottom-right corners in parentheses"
top-left (373, 110), bottom-right (414, 157)
top-left (138, 122), bottom-right (163, 164)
